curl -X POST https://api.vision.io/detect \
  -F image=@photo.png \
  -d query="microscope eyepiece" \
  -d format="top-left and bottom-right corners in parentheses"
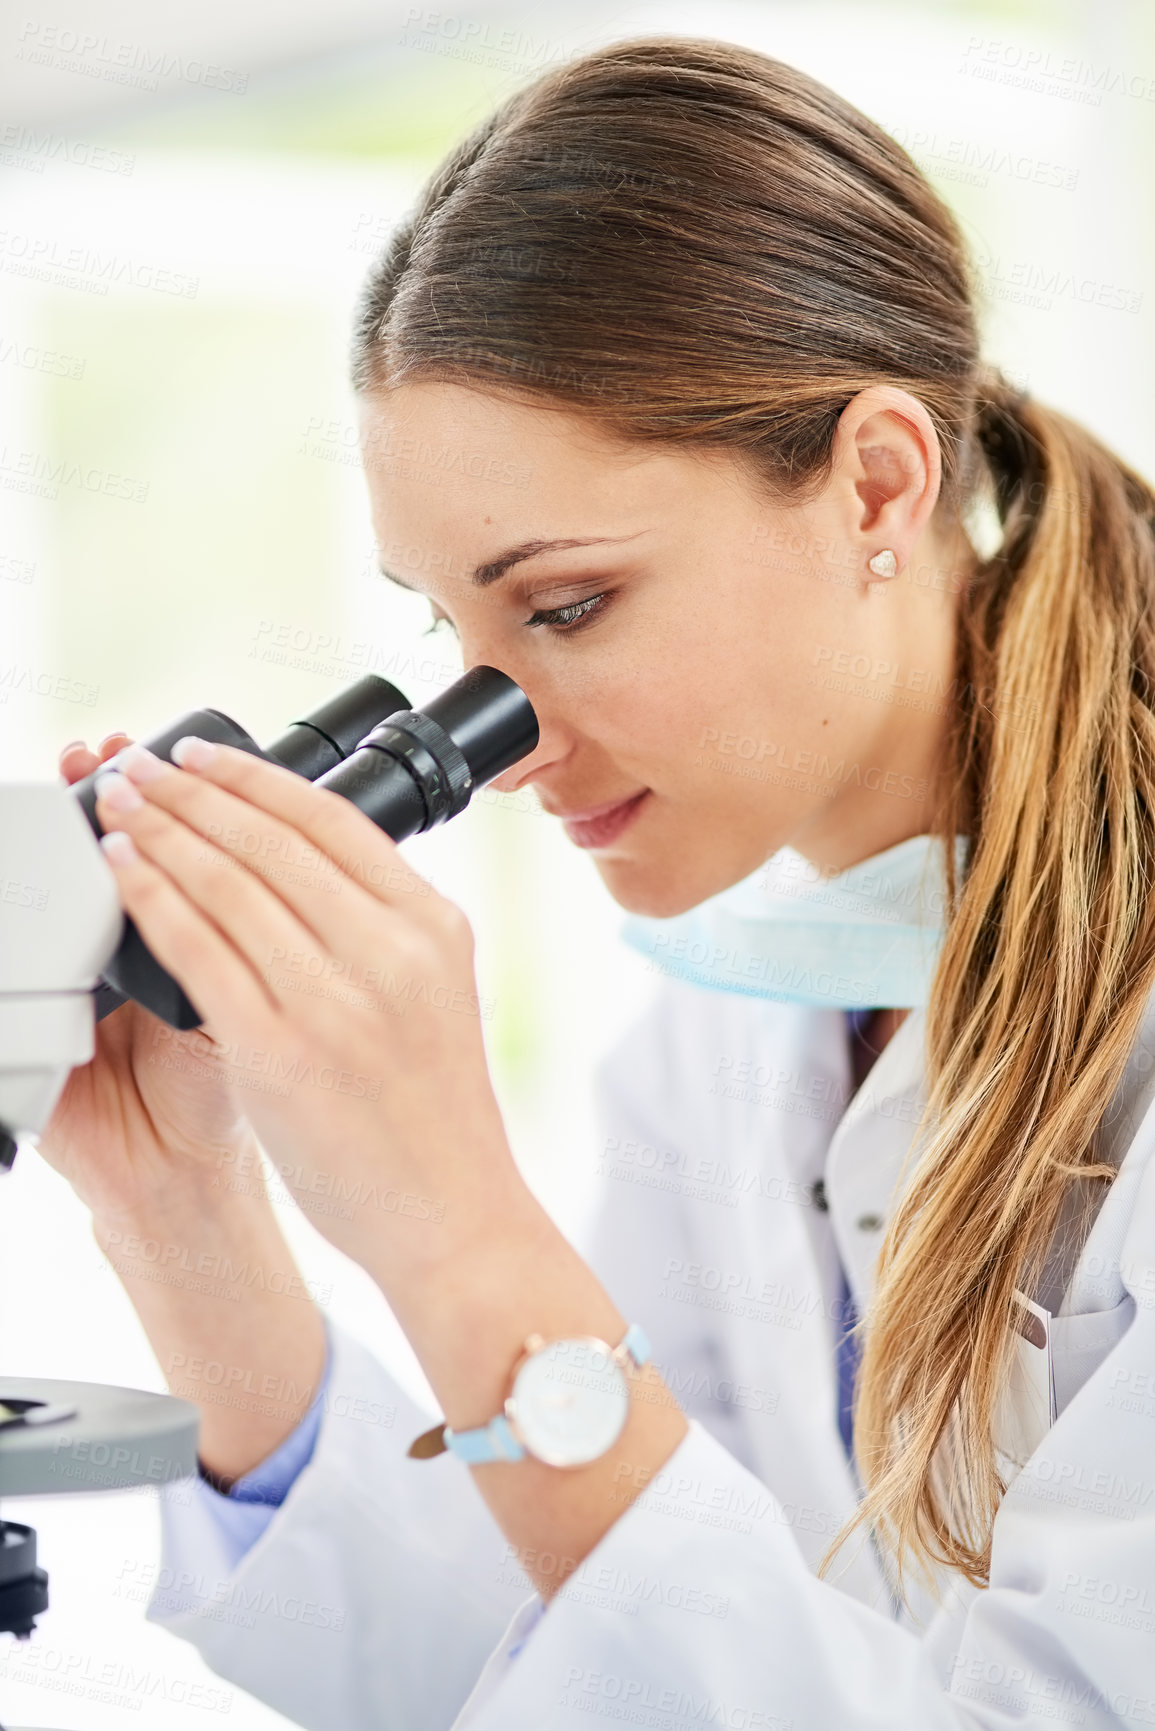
top-left (74, 665), bottom-right (538, 1029)
top-left (264, 677), bottom-right (411, 781)
top-left (318, 666), bottom-right (539, 841)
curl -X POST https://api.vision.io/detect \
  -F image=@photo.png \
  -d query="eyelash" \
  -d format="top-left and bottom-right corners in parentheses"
top-left (421, 592), bottom-right (611, 638)
top-left (525, 592), bottom-right (609, 634)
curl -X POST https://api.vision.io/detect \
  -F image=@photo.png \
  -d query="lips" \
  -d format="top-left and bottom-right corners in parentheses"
top-left (555, 790), bottom-right (650, 850)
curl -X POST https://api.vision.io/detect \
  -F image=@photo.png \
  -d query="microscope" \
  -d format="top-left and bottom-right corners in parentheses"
top-left (0, 665), bottom-right (538, 1729)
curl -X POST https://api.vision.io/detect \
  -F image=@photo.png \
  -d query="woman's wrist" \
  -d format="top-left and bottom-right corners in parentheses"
top-left (90, 1129), bottom-right (272, 1252)
top-left (369, 1184), bottom-right (688, 1600)
top-left (367, 1175), bottom-right (639, 1430)
top-left (90, 1142), bottom-right (330, 1483)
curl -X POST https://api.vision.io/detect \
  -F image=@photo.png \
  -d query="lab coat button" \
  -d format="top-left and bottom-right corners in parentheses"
top-left (856, 1212), bottom-right (883, 1231)
top-left (810, 1179), bottom-right (829, 1212)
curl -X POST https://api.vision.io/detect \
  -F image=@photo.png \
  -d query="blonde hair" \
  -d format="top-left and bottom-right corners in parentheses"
top-left (848, 383), bottom-right (1155, 1588)
top-left (351, 34), bottom-right (1155, 1586)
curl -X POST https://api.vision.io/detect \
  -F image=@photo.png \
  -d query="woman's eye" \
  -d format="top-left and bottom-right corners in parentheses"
top-left (524, 593), bottom-right (609, 634)
top-left (422, 610), bottom-right (457, 637)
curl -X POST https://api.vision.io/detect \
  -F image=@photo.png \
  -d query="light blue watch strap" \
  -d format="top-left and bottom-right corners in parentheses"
top-left (445, 1411), bottom-right (526, 1464)
top-left (443, 1322), bottom-right (651, 1465)
top-left (620, 1321), bottom-right (651, 1366)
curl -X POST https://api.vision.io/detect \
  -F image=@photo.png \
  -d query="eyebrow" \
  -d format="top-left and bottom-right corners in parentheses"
top-left (380, 534), bottom-right (641, 592)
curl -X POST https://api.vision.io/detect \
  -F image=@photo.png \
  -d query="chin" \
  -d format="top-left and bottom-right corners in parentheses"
top-left (592, 855), bottom-right (733, 921)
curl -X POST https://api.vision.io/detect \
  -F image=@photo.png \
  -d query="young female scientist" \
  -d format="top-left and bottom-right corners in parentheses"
top-left (44, 35), bottom-right (1155, 1731)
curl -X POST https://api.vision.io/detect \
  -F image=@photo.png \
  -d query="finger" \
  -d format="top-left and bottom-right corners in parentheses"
top-left (95, 827), bottom-right (285, 1044)
top-left (99, 732), bottom-right (132, 762)
top-left (94, 775), bottom-right (335, 1018)
top-left (166, 738), bottom-right (432, 912)
top-left (107, 741), bottom-right (431, 965)
top-left (59, 741), bottom-right (99, 785)
top-left (103, 744), bottom-right (403, 968)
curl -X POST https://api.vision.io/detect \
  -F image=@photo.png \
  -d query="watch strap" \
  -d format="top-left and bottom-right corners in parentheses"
top-left (408, 1322), bottom-right (651, 1465)
top-left (445, 1411), bottom-right (527, 1464)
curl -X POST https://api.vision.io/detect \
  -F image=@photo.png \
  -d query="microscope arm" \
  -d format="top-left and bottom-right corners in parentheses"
top-left (0, 782), bottom-right (123, 1160)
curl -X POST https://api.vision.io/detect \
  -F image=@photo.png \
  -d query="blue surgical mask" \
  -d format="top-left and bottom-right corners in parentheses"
top-left (620, 832), bottom-right (970, 1010)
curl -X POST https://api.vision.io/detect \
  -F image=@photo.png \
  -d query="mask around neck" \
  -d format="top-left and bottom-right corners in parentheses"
top-left (620, 832), bottom-right (970, 1011)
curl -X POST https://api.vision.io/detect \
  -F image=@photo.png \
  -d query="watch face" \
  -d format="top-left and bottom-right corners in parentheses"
top-left (510, 1337), bottom-right (630, 1467)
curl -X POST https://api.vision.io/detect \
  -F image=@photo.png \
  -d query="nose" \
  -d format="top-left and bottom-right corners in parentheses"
top-left (488, 717), bottom-right (569, 795)
top-left (447, 621), bottom-right (571, 796)
top-left (481, 675), bottom-right (570, 796)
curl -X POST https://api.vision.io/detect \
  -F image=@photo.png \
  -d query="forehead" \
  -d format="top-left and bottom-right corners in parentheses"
top-left (357, 380), bottom-right (737, 549)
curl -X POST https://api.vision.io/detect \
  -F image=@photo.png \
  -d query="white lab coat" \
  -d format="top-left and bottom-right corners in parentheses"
top-left (147, 973), bottom-right (1155, 1729)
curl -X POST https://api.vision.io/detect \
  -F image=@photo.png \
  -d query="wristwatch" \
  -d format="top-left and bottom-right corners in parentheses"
top-left (407, 1322), bottom-right (651, 1468)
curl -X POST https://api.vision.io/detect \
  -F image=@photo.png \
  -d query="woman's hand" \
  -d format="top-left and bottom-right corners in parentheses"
top-left (40, 735), bottom-right (255, 1227)
top-left (89, 736), bottom-right (689, 1588)
top-left (90, 737), bottom-right (530, 1280)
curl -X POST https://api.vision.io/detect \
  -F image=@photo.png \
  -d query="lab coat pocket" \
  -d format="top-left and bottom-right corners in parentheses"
top-left (992, 1292), bottom-right (1055, 1479)
top-left (1048, 1290), bottom-right (1136, 1418)
top-left (991, 1289), bottom-right (1138, 1482)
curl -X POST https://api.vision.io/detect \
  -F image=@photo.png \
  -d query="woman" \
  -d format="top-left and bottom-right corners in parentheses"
top-left (44, 34), bottom-right (1155, 1731)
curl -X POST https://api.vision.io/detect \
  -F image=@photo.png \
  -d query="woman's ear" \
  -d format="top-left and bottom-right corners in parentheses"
top-left (831, 385), bottom-right (943, 580)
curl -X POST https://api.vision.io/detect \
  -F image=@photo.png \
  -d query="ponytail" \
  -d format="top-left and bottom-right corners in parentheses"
top-left (845, 367), bottom-right (1155, 1588)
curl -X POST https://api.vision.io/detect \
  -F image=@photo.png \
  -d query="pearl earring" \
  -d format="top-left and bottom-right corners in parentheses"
top-left (867, 549), bottom-right (898, 579)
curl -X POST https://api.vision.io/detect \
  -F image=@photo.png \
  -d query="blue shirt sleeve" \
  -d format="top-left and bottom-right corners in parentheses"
top-left (187, 1320), bottom-right (332, 1573)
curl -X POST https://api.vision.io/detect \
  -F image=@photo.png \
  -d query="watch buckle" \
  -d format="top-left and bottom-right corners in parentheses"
top-left (407, 1421), bottom-right (449, 1460)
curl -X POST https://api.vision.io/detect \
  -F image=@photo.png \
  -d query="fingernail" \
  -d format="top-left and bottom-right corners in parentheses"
top-left (100, 830), bottom-right (138, 864)
top-left (60, 740), bottom-right (86, 754)
top-left (94, 771), bottom-right (144, 812)
top-left (171, 735), bottom-right (216, 769)
top-left (118, 743), bottom-right (168, 785)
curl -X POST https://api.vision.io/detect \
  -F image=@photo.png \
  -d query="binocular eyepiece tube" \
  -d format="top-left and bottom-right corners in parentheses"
top-left (74, 666), bottom-right (539, 1031)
